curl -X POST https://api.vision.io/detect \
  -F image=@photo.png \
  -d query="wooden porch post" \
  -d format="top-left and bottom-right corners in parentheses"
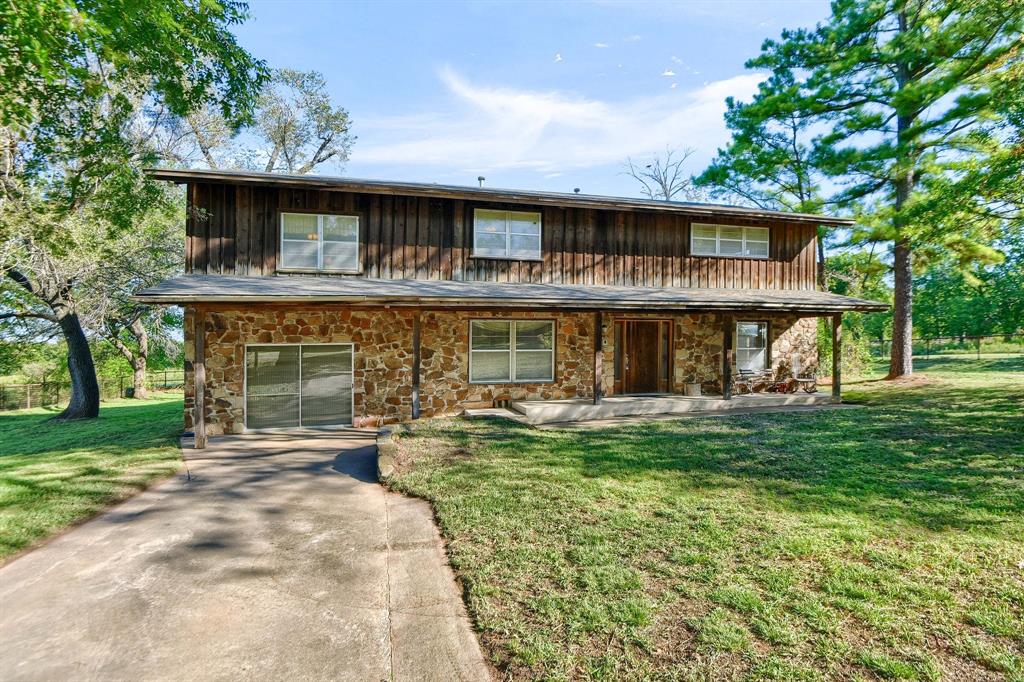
top-left (832, 312), bottom-right (842, 403)
top-left (193, 307), bottom-right (207, 449)
top-left (593, 311), bottom-right (603, 405)
top-left (412, 310), bottom-right (421, 419)
top-left (722, 314), bottom-right (734, 400)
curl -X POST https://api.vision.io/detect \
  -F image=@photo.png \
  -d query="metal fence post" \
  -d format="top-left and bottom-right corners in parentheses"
top-left (26, 384), bottom-right (32, 410)
top-left (976, 336), bottom-right (981, 360)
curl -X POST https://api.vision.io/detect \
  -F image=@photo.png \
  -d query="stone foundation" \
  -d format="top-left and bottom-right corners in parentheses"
top-left (183, 305), bottom-right (819, 435)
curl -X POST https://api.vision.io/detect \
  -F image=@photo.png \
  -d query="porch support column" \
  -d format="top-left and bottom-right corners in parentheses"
top-left (593, 311), bottom-right (603, 405)
top-left (193, 306), bottom-right (207, 449)
top-left (831, 312), bottom-right (842, 403)
top-left (412, 310), bottom-right (421, 419)
top-left (722, 314), bottom-right (734, 400)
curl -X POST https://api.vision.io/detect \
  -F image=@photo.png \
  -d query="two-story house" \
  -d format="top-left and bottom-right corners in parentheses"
top-left (136, 168), bottom-right (886, 446)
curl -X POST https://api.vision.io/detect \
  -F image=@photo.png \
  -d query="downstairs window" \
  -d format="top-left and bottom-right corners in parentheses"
top-left (469, 320), bottom-right (554, 383)
top-left (736, 321), bottom-right (769, 372)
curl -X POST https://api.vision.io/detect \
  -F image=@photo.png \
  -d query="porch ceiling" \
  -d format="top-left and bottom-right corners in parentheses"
top-left (134, 274), bottom-right (888, 314)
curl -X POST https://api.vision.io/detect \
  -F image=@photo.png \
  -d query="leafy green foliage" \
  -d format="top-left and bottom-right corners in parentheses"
top-left (1, 1), bottom-right (265, 418)
top-left (699, 0), bottom-right (1024, 376)
top-left (0, 0), bottom-right (266, 132)
top-left (914, 228), bottom-right (1024, 338)
top-left (177, 67), bottom-right (354, 174)
top-left (695, 69), bottom-right (823, 215)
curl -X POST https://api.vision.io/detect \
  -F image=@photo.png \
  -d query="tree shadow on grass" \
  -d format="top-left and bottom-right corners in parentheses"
top-left (444, 383), bottom-right (1023, 537)
top-left (0, 399), bottom-right (183, 460)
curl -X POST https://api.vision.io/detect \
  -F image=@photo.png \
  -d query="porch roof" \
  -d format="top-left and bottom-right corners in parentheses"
top-left (135, 274), bottom-right (888, 314)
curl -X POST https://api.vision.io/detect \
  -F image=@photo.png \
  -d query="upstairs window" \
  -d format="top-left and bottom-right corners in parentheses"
top-left (280, 212), bottom-right (359, 272)
top-left (691, 223), bottom-right (769, 258)
top-left (473, 209), bottom-right (542, 260)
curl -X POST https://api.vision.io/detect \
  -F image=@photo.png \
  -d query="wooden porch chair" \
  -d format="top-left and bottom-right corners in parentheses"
top-left (789, 352), bottom-right (818, 394)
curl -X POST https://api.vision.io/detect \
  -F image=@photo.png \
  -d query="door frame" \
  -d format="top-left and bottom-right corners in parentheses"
top-left (613, 319), bottom-right (674, 395)
top-left (242, 342), bottom-right (356, 430)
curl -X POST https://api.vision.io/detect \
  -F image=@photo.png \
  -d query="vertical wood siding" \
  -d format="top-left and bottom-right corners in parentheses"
top-left (186, 182), bottom-right (820, 290)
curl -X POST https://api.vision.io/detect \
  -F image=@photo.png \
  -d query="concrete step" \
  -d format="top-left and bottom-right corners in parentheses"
top-left (509, 392), bottom-right (832, 425)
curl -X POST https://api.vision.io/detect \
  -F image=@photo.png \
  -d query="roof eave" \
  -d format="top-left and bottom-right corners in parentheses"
top-left (144, 168), bottom-right (855, 227)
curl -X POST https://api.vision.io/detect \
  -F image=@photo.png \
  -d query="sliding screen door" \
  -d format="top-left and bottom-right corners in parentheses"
top-left (299, 345), bottom-right (353, 427)
top-left (245, 344), bottom-right (353, 429)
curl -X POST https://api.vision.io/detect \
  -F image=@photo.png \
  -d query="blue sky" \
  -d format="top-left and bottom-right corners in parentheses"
top-left (235, 0), bottom-right (833, 197)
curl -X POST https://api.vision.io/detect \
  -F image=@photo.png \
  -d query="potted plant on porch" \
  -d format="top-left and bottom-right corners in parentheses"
top-left (683, 373), bottom-right (705, 397)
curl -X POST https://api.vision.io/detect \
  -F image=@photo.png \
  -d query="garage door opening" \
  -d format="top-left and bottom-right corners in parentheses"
top-left (245, 344), bottom-right (354, 429)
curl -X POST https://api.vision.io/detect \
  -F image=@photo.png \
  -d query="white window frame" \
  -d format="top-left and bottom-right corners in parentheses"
top-left (691, 223), bottom-right (769, 259)
top-left (472, 208), bottom-right (543, 261)
top-left (468, 319), bottom-right (555, 384)
top-left (279, 212), bottom-right (360, 273)
top-left (735, 321), bottom-right (769, 373)
top-left (243, 342), bottom-right (355, 430)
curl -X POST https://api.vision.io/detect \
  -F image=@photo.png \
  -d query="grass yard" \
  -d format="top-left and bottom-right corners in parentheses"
top-left (388, 358), bottom-right (1024, 680)
top-left (0, 393), bottom-right (184, 561)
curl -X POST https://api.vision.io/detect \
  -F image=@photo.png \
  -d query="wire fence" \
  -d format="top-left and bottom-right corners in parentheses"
top-left (0, 369), bottom-right (185, 412)
top-left (868, 333), bottom-right (1024, 361)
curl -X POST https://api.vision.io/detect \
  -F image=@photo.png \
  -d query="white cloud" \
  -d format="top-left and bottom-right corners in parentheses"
top-left (554, 52), bottom-right (563, 62)
top-left (670, 56), bottom-right (682, 64)
top-left (624, 34), bottom-right (642, 42)
top-left (353, 67), bottom-right (762, 173)
top-left (670, 83), bottom-right (677, 89)
top-left (661, 69), bottom-right (676, 77)
top-left (594, 42), bottom-right (609, 48)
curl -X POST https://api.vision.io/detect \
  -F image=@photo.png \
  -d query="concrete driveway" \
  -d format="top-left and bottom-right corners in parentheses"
top-left (0, 432), bottom-right (490, 681)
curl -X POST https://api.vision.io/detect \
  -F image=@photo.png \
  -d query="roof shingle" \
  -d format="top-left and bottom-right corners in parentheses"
top-left (135, 275), bottom-right (888, 313)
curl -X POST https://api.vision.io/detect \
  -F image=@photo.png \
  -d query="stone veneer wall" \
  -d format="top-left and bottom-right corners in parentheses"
top-left (183, 306), bottom-right (818, 434)
top-left (599, 313), bottom-right (818, 395)
top-left (418, 310), bottom-right (595, 417)
top-left (184, 306), bottom-right (597, 433)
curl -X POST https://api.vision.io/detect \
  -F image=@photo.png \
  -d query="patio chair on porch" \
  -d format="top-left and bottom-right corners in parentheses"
top-left (789, 352), bottom-right (818, 393)
top-left (730, 366), bottom-right (756, 395)
top-left (729, 359), bottom-right (772, 395)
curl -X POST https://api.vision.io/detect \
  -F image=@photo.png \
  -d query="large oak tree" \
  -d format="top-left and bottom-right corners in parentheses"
top-left (0, 0), bottom-right (266, 419)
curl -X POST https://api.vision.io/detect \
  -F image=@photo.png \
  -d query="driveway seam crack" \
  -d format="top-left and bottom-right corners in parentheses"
top-left (385, 492), bottom-right (396, 682)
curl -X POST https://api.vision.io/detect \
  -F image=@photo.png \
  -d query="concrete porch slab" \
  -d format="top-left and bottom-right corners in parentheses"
top-left (510, 392), bottom-right (834, 425)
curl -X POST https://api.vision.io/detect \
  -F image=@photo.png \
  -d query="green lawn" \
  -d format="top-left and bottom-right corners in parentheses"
top-left (388, 358), bottom-right (1024, 680)
top-left (0, 394), bottom-right (184, 560)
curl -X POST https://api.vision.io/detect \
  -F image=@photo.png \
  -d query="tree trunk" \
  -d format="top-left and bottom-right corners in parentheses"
top-left (130, 318), bottom-right (149, 399)
top-left (133, 361), bottom-right (148, 399)
top-left (887, 25), bottom-right (915, 381)
top-left (55, 310), bottom-right (100, 420)
top-left (888, 237), bottom-right (914, 378)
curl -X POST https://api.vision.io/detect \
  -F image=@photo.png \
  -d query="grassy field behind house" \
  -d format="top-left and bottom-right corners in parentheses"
top-left (0, 394), bottom-right (184, 561)
top-left (389, 357), bottom-right (1024, 680)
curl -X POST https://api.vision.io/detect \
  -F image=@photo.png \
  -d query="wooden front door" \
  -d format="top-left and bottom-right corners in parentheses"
top-left (614, 320), bottom-right (672, 394)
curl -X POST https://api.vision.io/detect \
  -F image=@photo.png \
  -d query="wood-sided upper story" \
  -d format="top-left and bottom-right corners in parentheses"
top-left (154, 169), bottom-right (851, 291)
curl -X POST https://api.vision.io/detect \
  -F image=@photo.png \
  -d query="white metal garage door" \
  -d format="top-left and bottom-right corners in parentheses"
top-left (244, 344), bottom-right (353, 429)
